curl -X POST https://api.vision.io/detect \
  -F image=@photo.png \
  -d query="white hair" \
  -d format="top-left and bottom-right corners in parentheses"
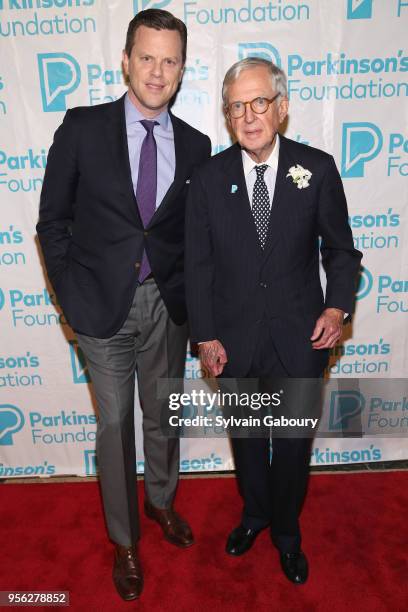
top-left (222, 57), bottom-right (287, 107)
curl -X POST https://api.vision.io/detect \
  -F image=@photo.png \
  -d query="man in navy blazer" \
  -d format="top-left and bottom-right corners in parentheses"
top-left (37, 9), bottom-right (210, 601)
top-left (185, 58), bottom-right (362, 584)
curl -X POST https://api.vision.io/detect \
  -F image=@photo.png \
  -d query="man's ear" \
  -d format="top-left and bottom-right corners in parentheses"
top-left (278, 97), bottom-right (289, 124)
top-left (179, 64), bottom-right (185, 83)
top-left (122, 50), bottom-right (129, 77)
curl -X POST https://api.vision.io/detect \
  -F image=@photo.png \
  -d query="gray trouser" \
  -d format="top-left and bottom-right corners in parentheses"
top-left (76, 279), bottom-right (187, 547)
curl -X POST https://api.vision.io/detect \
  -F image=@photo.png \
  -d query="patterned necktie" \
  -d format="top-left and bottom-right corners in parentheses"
top-left (136, 119), bottom-right (158, 282)
top-left (252, 164), bottom-right (270, 249)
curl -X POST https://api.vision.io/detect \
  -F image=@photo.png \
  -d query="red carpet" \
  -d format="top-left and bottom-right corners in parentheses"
top-left (1, 472), bottom-right (407, 611)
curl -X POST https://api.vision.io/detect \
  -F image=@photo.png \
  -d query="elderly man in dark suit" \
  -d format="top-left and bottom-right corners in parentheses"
top-left (185, 57), bottom-right (362, 585)
top-left (37, 9), bottom-right (211, 601)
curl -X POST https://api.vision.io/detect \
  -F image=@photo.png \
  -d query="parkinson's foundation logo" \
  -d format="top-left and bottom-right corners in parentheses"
top-left (0, 404), bottom-right (25, 446)
top-left (0, 1), bottom-right (97, 39)
top-left (38, 53), bottom-right (81, 112)
top-left (0, 287), bottom-right (65, 328)
top-left (341, 122), bottom-right (383, 178)
top-left (347, 0), bottom-right (373, 19)
top-left (353, 268), bottom-right (408, 314)
top-left (133, 0), bottom-right (171, 14)
top-left (356, 267), bottom-right (374, 301)
top-left (329, 390), bottom-right (365, 431)
top-left (238, 42), bottom-right (281, 67)
top-left (69, 341), bottom-right (90, 384)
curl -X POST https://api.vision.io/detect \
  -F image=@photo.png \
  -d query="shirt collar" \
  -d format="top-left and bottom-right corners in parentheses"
top-left (124, 92), bottom-right (170, 130)
top-left (242, 133), bottom-right (280, 179)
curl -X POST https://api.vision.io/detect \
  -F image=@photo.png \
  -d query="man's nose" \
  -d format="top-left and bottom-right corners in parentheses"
top-left (151, 60), bottom-right (164, 77)
top-left (244, 103), bottom-right (256, 123)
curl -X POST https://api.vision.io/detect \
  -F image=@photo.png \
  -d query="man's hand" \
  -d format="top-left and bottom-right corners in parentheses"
top-left (310, 308), bottom-right (345, 349)
top-left (198, 340), bottom-right (228, 377)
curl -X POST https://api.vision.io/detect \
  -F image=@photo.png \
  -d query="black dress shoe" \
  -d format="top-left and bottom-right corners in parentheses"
top-left (226, 525), bottom-right (261, 556)
top-left (279, 551), bottom-right (309, 584)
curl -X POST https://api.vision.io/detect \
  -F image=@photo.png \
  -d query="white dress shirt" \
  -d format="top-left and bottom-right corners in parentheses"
top-left (124, 93), bottom-right (175, 209)
top-left (242, 133), bottom-right (280, 208)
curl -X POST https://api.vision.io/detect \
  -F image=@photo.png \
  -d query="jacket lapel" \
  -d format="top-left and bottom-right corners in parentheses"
top-left (262, 135), bottom-right (292, 259)
top-left (148, 111), bottom-right (188, 227)
top-left (223, 144), bottom-right (263, 257)
top-left (104, 94), bottom-right (143, 227)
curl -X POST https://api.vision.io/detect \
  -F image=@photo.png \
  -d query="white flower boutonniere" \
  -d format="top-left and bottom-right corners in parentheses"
top-left (286, 164), bottom-right (312, 189)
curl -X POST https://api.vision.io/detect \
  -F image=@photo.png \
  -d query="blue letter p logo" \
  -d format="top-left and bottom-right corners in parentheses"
top-left (329, 391), bottom-right (365, 431)
top-left (341, 122), bottom-right (382, 178)
top-left (0, 405), bottom-right (25, 446)
top-left (38, 53), bottom-right (81, 113)
top-left (238, 43), bottom-right (281, 67)
top-left (133, 0), bottom-right (171, 15)
top-left (356, 267), bottom-right (373, 301)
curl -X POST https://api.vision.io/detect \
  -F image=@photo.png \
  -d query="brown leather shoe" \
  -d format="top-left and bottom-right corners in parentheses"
top-left (112, 544), bottom-right (143, 601)
top-left (144, 499), bottom-right (194, 548)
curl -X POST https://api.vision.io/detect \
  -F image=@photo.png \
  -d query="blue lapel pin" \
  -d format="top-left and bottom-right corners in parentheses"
top-left (231, 184), bottom-right (238, 194)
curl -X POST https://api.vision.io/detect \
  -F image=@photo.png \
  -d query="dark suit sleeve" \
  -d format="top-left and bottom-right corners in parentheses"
top-left (185, 167), bottom-right (217, 343)
top-left (317, 155), bottom-right (363, 314)
top-left (203, 135), bottom-right (212, 161)
top-left (36, 110), bottom-right (79, 288)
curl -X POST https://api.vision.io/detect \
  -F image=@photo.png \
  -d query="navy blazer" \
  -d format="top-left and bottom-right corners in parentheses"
top-left (185, 136), bottom-right (362, 377)
top-left (37, 94), bottom-right (211, 337)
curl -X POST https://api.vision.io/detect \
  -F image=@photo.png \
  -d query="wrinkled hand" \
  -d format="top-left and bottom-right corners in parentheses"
top-left (198, 340), bottom-right (228, 377)
top-left (310, 308), bottom-right (344, 349)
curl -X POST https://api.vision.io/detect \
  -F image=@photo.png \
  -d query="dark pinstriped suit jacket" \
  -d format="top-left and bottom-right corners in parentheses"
top-left (185, 135), bottom-right (362, 377)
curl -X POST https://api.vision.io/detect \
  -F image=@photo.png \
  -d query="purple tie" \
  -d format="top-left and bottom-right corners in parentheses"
top-left (136, 119), bottom-right (158, 282)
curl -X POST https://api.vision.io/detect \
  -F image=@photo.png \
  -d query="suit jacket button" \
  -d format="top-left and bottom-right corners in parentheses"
top-left (135, 262), bottom-right (140, 269)
top-left (144, 231), bottom-right (149, 236)
top-left (260, 282), bottom-right (267, 288)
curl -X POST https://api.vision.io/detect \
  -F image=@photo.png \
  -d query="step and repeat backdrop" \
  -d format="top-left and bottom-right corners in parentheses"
top-left (0, 0), bottom-right (407, 478)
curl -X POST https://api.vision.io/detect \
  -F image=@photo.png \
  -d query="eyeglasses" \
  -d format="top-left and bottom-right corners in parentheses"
top-left (227, 94), bottom-right (280, 119)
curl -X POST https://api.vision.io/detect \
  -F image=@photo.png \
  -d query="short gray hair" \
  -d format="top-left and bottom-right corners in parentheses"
top-left (222, 57), bottom-right (287, 107)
